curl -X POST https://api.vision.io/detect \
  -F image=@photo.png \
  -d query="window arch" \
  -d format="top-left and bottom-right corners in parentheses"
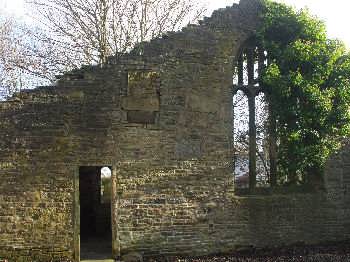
top-left (233, 38), bottom-right (266, 93)
top-left (233, 38), bottom-right (276, 191)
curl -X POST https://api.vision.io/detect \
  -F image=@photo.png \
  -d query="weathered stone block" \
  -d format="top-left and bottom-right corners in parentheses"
top-left (186, 92), bottom-right (220, 113)
top-left (122, 95), bottom-right (160, 112)
top-left (128, 71), bottom-right (160, 96)
top-left (127, 111), bottom-right (156, 124)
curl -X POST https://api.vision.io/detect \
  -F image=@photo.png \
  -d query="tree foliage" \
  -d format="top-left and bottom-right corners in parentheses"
top-left (258, 0), bottom-right (350, 185)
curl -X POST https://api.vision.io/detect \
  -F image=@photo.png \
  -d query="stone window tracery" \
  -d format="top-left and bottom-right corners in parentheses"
top-left (233, 38), bottom-right (277, 191)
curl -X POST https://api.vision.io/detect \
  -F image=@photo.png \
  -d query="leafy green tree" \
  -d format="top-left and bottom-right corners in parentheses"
top-left (258, 1), bottom-right (350, 187)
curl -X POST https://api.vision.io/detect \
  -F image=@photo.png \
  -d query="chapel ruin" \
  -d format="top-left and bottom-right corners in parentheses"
top-left (1, 0), bottom-right (350, 261)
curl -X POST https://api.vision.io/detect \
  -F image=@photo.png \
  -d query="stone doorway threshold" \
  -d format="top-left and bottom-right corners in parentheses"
top-left (80, 236), bottom-right (113, 261)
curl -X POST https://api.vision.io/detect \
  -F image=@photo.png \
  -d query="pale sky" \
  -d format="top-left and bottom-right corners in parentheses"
top-left (208, 0), bottom-right (350, 48)
top-left (1, 0), bottom-right (350, 47)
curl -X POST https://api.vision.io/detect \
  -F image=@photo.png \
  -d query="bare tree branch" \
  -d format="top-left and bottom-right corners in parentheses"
top-left (27, 0), bottom-right (207, 63)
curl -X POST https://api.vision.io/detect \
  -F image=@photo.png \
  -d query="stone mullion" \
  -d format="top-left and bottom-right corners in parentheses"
top-left (247, 47), bottom-right (257, 190)
top-left (247, 49), bottom-right (254, 84)
top-left (238, 54), bottom-right (244, 85)
top-left (248, 92), bottom-right (257, 190)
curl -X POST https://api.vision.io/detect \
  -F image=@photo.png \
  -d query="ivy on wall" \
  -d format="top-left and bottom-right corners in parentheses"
top-left (258, 0), bottom-right (350, 186)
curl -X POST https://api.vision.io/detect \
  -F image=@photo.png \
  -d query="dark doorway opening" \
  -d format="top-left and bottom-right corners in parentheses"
top-left (79, 166), bottom-right (112, 260)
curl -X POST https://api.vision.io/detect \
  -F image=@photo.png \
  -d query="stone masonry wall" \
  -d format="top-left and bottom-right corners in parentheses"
top-left (0, 65), bottom-right (122, 261)
top-left (0, 0), bottom-right (350, 261)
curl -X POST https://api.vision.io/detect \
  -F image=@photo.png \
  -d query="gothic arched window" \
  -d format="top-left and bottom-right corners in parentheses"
top-left (233, 38), bottom-right (276, 191)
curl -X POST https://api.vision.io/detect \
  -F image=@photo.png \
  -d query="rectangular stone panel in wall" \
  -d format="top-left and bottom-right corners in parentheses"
top-left (127, 71), bottom-right (160, 97)
top-left (127, 111), bottom-right (156, 124)
top-left (122, 70), bottom-right (160, 124)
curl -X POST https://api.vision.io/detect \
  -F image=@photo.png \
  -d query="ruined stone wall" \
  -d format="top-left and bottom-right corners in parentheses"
top-left (0, 65), bottom-right (122, 261)
top-left (112, 0), bottom-right (350, 257)
top-left (0, 0), bottom-right (350, 261)
top-left (112, 0), bottom-right (261, 257)
top-left (0, 92), bottom-right (77, 261)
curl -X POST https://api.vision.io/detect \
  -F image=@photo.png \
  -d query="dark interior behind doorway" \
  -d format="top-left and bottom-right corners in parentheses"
top-left (79, 166), bottom-right (112, 259)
